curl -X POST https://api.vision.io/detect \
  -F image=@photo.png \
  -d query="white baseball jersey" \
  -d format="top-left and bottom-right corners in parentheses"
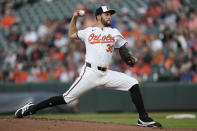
top-left (63, 27), bottom-right (138, 104)
top-left (77, 27), bottom-right (127, 67)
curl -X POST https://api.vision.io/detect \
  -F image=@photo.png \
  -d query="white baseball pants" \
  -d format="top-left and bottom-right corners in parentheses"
top-left (63, 64), bottom-right (138, 104)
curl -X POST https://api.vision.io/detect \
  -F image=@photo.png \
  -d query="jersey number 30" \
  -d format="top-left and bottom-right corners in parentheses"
top-left (106, 44), bottom-right (114, 53)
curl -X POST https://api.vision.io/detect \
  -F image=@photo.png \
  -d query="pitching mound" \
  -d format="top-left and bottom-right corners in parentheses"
top-left (0, 118), bottom-right (196, 131)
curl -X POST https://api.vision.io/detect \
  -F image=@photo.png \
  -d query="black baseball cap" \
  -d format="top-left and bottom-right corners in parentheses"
top-left (95, 6), bottom-right (116, 16)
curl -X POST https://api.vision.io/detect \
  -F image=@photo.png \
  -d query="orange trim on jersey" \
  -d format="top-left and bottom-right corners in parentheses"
top-left (90, 40), bottom-right (115, 44)
top-left (63, 66), bottom-right (87, 97)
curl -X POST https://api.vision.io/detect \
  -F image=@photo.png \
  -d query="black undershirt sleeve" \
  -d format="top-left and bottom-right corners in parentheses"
top-left (119, 43), bottom-right (135, 67)
top-left (119, 43), bottom-right (132, 61)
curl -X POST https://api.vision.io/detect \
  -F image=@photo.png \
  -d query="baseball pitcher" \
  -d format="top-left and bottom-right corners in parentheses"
top-left (15, 6), bottom-right (162, 127)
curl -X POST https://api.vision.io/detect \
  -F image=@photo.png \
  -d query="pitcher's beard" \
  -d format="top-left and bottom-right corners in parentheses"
top-left (101, 17), bottom-right (111, 27)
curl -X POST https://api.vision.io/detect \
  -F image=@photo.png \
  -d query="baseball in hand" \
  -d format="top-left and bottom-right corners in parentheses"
top-left (79, 10), bottom-right (85, 16)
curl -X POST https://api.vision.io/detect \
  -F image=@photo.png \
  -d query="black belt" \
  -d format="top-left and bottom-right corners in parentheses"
top-left (86, 62), bottom-right (107, 72)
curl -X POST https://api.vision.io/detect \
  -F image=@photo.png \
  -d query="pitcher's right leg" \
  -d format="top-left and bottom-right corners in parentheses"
top-left (104, 70), bottom-right (162, 127)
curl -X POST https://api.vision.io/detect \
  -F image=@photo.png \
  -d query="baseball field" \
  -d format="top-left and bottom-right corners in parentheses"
top-left (1, 112), bottom-right (197, 131)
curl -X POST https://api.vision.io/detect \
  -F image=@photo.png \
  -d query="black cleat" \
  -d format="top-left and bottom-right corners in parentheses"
top-left (137, 114), bottom-right (162, 127)
top-left (14, 102), bottom-right (34, 118)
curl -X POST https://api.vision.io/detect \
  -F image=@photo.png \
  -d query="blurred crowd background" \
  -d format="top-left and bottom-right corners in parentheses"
top-left (0, 0), bottom-right (197, 83)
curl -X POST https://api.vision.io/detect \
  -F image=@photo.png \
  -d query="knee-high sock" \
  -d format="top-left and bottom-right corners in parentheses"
top-left (30, 95), bottom-right (66, 114)
top-left (129, 84), bottom-right (147, 118)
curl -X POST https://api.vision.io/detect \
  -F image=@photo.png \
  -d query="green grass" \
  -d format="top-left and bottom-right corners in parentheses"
top-left (1, 112), bottom-right (197, 128)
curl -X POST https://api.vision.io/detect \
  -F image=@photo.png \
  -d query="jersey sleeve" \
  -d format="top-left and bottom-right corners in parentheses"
top-left (77, 27), bottom-right (89, 41)
top-left (114, 29), bottom-right (127, 48)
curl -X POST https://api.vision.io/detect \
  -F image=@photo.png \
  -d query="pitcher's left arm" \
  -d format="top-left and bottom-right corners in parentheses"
top-left (119, 43), bottom-right (138, 67)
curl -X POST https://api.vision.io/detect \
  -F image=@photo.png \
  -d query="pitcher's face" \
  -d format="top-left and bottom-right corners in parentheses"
top-left (100, 12), bottom-right (112, 27)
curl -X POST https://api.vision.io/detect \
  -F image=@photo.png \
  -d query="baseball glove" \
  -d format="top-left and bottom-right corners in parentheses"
top-left (125, 56), bottom-right (138, 67)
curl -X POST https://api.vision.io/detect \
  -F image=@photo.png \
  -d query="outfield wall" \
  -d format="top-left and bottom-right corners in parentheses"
top-left (0, 82), bottom-right (196, 113)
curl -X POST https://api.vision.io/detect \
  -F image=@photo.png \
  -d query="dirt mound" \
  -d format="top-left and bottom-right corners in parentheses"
top-left (0, 118), bottom-right (196, 131)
